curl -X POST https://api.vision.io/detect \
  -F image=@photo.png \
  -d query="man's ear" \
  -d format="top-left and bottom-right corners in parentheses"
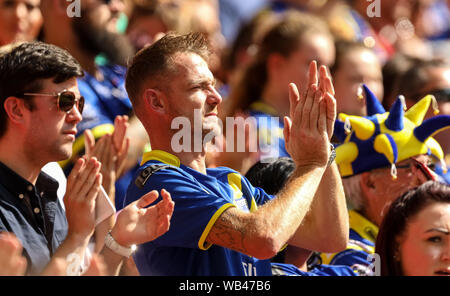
top-left (143, 89), bottom-right (166, 114)
top-left (3, 97), bottom-right (28, 125)
top-left (360, 171), bottom-right (376, 194)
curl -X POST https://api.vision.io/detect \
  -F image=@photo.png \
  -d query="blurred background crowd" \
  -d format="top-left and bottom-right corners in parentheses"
top-left (1, 0), bottom-right (449, 177)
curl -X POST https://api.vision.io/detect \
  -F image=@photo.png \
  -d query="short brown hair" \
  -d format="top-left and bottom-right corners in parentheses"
top-left (125, 32), bottom-right (211, 110)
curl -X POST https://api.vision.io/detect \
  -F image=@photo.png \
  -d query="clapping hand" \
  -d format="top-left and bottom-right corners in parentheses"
top-left (64, 157), bottom-right (102, 239)
top-left (283, 61), bottom-right (336, 168)
top-left (0, 232), bottom-right (27, 276)
top-left (84, 115), bottom-right (130, 200)
top-left (110, 189), bottom-right (175, 247)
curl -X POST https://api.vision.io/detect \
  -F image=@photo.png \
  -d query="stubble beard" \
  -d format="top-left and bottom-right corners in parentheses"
top-left (72, 11), bottom-right (134, 66)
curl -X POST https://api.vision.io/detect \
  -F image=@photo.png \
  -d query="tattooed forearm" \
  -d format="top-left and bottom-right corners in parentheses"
top-left (206, 208), bottom-right (251, 255)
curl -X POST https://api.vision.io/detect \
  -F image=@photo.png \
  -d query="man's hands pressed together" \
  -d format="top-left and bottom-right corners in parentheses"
top-left (284, 61), bottom-right (336, 169)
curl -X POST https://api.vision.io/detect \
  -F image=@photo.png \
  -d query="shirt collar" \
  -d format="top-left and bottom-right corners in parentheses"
top-left (348, 210), bottom-right (379, 243)
top-left (0, 162), bottom-right (59, 201)
top-left (140, 150), bottom-right (181, 167)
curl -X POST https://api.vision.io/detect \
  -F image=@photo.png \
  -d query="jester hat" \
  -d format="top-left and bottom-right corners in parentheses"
top-left (334, 84), bottom-right (450, 179)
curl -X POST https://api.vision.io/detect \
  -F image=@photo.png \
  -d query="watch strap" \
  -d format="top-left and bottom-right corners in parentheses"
top-left (104, 231), bottom-right (136, 258)
top-left (327, 143), bottom-right (336, 167)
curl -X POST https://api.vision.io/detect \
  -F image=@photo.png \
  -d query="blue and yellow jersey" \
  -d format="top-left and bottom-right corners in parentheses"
top-left (248, 101), bottom-right (289, 160)
top-left (124, 150), bottom-right (275, 276)
top-left (271, 262), bottom-right (356, 276)
top-left (65, 64), bottom-right (132, 165)
top-left (320, 210), bottom-right (378, 275)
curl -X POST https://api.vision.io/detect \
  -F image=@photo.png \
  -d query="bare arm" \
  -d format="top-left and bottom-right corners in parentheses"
top-left (206, 164), bottom-right (326, 259)
top-left (85, 115), bottom-right (130, 252)
top-left (289, 66), bottom-right (348, 252)
top-left (289, 163), bottom-right (348, 252)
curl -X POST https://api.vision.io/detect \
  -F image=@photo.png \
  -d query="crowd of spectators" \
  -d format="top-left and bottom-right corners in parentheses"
top-left (0, 0), bottom-right (449, 276)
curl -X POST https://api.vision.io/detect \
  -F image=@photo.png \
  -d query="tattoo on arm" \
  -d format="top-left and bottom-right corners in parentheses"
top-left (206, 209), bottom-right (250, 255)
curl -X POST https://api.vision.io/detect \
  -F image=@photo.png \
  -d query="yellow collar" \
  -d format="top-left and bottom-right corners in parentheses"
top-left (249, 101), bottom-right (279, 116)
top-left (349, 210), bottom-right (379, 243)
top-left (140, 150), bottom-right (181, 167)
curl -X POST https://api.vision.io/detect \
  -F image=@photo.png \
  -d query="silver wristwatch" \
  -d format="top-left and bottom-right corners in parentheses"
top-left (104, 231), bottom-right (136, 258)
top-left (327, 143), bottom-right (336, 167)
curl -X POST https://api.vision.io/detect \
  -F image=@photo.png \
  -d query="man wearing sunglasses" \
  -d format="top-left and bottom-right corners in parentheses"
top-left (0, 42), bottom-right (174, 275)
top-left (320, 85), bottom-right (450, 275)
top-left (40, 0), bottom-right (147, 210)
top-left (398, 58), bottom-right (450, 183)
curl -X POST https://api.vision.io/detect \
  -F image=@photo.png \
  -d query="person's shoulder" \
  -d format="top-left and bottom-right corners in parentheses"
top-left (100, 63), bottom-right (127, 77)
top-left (133, 161), bottom-right (185, 188)
top-left (271, 263), bottom-right (310, 276)
top-left (310, 264), bottom-right (358, 276)
top-left (207, 166), bottom-right (240, 177)
top-left (77, 76), bottom-right (100, 101)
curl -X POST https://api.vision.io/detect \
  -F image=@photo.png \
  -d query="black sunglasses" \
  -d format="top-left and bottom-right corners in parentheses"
top-left (22, 90), bottom-right (85, 114)
top-left (396, 157), bottom-right (436, 181)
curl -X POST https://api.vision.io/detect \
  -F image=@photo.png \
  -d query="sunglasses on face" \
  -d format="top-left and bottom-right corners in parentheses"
top-left (415, 88), bottom-right (450, 103)
top-left (22, 90), bottom-right (85, 114)
top-left (396, 157), bottom-right (436, 181)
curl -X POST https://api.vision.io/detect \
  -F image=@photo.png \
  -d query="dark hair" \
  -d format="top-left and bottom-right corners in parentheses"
top-left (125, 32), bottom-right (210, 112)
top-left (245, 157), bottom-right (295, 195)
top-left (245, 157), bottom-right (295, 263)
top-left (397, 58), bottom-right (450, 103)
top-left (375, 181), bottom-right (450, 276)
top-left (222, 10), bottom-right (276, 74)
top-left (0, 41), bottom-right (83, 138)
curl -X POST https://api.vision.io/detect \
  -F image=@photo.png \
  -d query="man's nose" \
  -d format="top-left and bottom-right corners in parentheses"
top-left (207, 86), bottom-right (222, 106)
top-left (108, 0), bottom-right (125, 14)
top-left (66, 104), bottom-right (83, 124)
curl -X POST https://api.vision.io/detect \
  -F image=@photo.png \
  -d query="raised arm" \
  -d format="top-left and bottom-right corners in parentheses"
top-left (206, 61), bottom-right (331, 259)
top-left (84, 115), bottom-right (130, 252)
top-left (288, 64), bottom-right (348, 252)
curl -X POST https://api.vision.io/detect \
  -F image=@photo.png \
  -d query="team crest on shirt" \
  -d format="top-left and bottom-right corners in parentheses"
top-left (233, 197), bottom-right (250, 212)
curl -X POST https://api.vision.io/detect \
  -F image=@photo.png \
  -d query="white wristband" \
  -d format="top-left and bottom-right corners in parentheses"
top-left (104, 231), bottom-right (136, 258)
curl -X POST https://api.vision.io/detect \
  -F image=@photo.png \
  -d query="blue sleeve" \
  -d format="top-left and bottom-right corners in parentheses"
top-left (125, 166), bottom-right (235, 250)
top-left (329, 249), bottom-right (373, 275)
top-left (76, 79), bottom-right (114, 135)
top-left (310, 264), bottom-right (357, 276)
top-left (239, 175), bottom-right (274, 206)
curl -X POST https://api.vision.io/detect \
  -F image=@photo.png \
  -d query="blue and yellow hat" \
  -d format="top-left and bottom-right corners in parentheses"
top-left (334, 85), bottom-right (450, 179)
